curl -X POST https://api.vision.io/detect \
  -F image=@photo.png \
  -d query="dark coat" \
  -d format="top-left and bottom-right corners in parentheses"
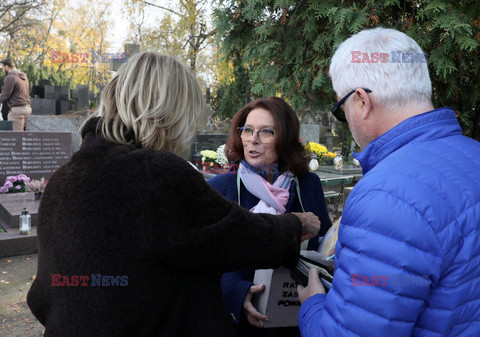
top-left (27, 117), bottom-right (303, 337)
top-left (208, 164), bottom-right (332, 337)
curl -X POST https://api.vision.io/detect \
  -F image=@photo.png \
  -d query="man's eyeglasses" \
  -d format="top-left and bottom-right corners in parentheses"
top-left (237, 126), bottom-right (275, 143)
top-left (330, 88), bottom-right (372, 123)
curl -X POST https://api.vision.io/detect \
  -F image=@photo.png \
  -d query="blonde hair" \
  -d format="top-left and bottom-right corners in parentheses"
top-left (97, 51), bottom-right (206, 155)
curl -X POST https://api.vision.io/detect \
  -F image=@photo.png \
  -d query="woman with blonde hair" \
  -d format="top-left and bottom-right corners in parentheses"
top-left (27, 51), bottom-right (320, 337)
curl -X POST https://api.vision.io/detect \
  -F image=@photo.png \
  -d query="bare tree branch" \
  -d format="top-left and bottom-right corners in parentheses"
top-left (141, 1), bottom-right (182, 17)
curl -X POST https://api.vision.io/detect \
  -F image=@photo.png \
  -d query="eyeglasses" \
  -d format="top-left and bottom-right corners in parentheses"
top-left (237, 126), bottom-right (275, 143)
top-left (330, 88), bottom-right (372, 123)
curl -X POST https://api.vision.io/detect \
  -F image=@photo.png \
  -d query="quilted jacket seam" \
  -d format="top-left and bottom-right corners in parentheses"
top-left (348, 188), bottom-right (444, 260)
top-left (323, 307), bottom-right (363, 337)
top-left (337, 295), bottom-right (416, 325)
top-left (341, 220), bottom-right (442, 260)
top-left (335, 248), bottom-right (430, 302)
top-left (425, 297), bottom-right (480, 312)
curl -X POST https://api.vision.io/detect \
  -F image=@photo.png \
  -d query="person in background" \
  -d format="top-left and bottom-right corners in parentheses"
top-left (27, 52), bottom-right (321, 337)
top-left (209, 97), bottom-right (332, 337)
top-left (0, 59), bottom-right (31, 130)
top-left (298, 27), bottom-right (480, 336)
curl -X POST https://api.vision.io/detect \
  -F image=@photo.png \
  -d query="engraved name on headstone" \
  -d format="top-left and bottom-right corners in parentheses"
top-left (0, 131), bottom-right (72, 182)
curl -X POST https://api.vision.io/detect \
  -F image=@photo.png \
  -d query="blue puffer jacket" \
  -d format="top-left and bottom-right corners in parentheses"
top-left (299, 108), bottom-right (480, 337)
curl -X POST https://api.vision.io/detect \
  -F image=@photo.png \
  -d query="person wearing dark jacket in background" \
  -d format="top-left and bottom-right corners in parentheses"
top-left (0, 59), bottom-right (31, 130)
top-left (27, 51), bottom-right (321, 337)
top-left (209, 97), bottom-right (332, 337)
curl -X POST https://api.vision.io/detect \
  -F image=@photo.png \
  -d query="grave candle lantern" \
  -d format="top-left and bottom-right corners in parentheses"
top-left (19, 208), bottom-right (31, 235)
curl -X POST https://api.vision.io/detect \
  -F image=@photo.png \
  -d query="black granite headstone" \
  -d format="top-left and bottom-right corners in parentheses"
top-left (38, 79), bottom-right (52, 87)
top-left (31, 98), bottom-right (56, 115)
top-left (71, 85), bottom-right (89, 110)
top-left (0, 121), bottom-right (13, 130)
top-left (31, 79), bottom-right (52, 99)
top-left (59, 100), bottom-right (73, 114)
top-left (44, 85), bottom-right (55, 99)
top-left (31, 85), bottom-right (44, 98)
top-left (0, 131), bottom-right (72, 182)
top-left (190, 134), bottom-right (229, 162)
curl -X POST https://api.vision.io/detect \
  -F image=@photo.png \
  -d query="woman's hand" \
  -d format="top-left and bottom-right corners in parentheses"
top-left (291, 212), bottom-right (321, 241)
top-left (243, 284), bottom-right (269, 328)
top-left (297, 268), bottom-right (326, 303)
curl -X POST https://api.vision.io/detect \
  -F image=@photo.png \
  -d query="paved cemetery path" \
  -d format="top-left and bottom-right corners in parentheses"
top-left (0, 254), bottom-right (44, 336)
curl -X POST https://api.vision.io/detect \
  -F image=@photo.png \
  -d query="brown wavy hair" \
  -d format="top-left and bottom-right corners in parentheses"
top-left (225, 97), bottom-right (309, 176)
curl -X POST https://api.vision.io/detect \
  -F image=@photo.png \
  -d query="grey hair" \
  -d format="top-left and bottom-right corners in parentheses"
top-left (97, 51), bottom-right (206, 155)
top-left (329, 28), bottom-right (432, 110)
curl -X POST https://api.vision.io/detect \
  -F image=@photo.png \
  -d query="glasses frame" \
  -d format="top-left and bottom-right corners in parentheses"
top-left (330, 88), bottom-right (372, 123)
top-left (237, 126), bottom-right (276, 143)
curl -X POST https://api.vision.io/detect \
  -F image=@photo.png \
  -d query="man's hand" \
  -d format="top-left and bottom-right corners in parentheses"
top-left (297, 268), bottom-right (326, 303)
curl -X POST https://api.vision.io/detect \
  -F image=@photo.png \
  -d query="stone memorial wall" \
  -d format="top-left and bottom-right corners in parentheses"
top-left (0, 131), bottom-right (72, 182)
top-left (26, 115), bottom-right (87, 153)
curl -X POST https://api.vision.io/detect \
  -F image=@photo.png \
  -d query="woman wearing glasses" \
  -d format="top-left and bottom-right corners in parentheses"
top-left (208, 97), bottom-right (332, 337)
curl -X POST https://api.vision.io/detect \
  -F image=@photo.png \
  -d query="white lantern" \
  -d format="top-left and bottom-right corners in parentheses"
top-left (308, 158), bottom-right (319, 171)
top-left (333, 156), bottom-right (343, 170)
top-left (19, 208), bottom-right (31, 235)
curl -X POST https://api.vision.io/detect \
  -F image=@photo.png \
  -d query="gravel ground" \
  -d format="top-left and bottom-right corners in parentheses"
top-left (0, 254), bottom-right (44, 336)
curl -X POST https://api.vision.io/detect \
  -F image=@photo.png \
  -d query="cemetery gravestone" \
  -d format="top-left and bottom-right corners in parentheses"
top-left (31, 98), bottom-right (56, 115)
top-left (31, 79), bottom-right (52, 99)
top-left (192, 134), bottom-right (229, 153)
top-left (44, 85), bottom-right (70, 115)
top-left (0, 130), bottom-right (72, 257)
top-left (300, 124), bottom-right (320, 144)
top-left (0, 121), bottom-right (13, 130)
top-left (26, 115), bottom-right (87, 153)
top-left (0, 131), bottom-right (72, 183)
top-left (71, 85), bottom-right (89, 110)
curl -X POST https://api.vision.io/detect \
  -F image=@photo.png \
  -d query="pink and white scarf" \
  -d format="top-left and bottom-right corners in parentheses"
top-left (239, 162), bottom-right (293, 215)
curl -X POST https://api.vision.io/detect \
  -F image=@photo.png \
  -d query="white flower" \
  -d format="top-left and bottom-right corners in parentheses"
top-left (216, 144), bottom-right (228, 165)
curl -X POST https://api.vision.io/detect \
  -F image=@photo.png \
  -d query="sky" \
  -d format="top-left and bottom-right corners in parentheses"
top-left (108, 0), bottom-right (173, 52)
top-left (109, 0), bottom-right (129, 52)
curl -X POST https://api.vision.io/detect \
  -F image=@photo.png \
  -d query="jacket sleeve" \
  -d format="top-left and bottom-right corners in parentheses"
top-left (221, 271), bottom-right (254, 325)
top-left (208, 174), bottom-right (253, 325)
top-left (298, 189), bottom-right (443, 337)
top-left (148, 152), bottom-right (303, 274)
top-left (0, 75), bottom-right (14, 103)
top-left (308, 174), bottom-right (332, 238)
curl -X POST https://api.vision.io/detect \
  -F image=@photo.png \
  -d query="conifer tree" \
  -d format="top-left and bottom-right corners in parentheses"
top-left (214, 0), bottom-right (480, 140)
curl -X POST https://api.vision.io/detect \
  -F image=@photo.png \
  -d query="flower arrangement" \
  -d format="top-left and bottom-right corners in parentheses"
top-left (215, 144), bottom-right (228, 166)
top-left (324, 152), bottom-right (337, 160)
top-left (200, 145), bottom-right (230, 174)
top-left (201, 150), bottom-right (217, 166)
top-left (0, 174), bottom-right (31, 194)
top-left (305, 142), bottom-right (328, 159)
top-left (26, 178), bottom-right (48, 193)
